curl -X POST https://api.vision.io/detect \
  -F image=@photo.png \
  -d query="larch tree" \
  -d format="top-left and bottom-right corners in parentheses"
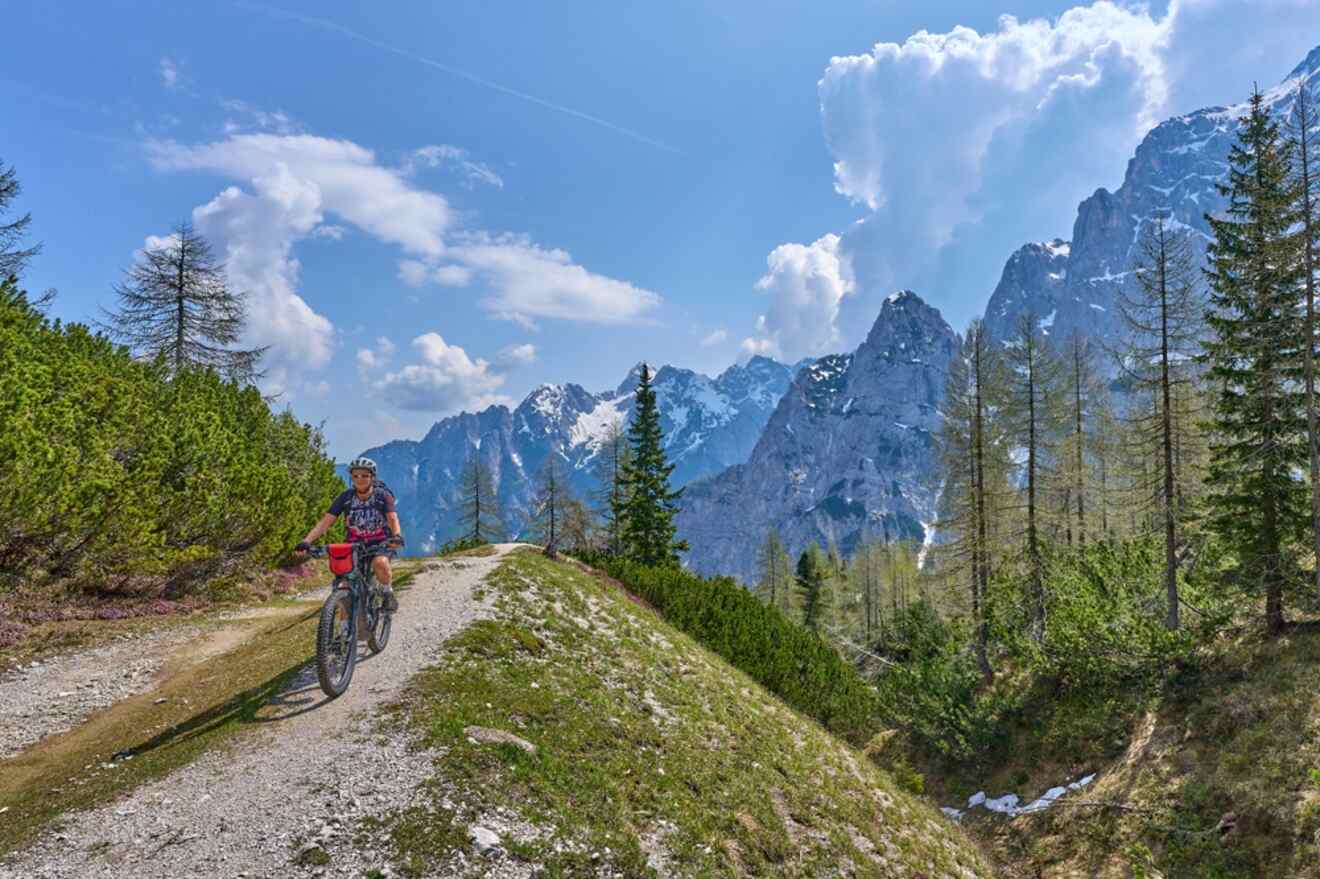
top-left (530, 452), bottom-right (575, 557)
top-left (1114, 216), bottom-right (1206, 628)
top-left (755, 530), bottom-right (796, 618)
top-left (0, 160), bottom-right (40, 280)
top-left (937, 319), bottom-right (1004, 678)
top-left (100, 222), bottom-right (266, 384)
top-left (459, 455), bottom-right (504, 544)
top-left (1004, 309), bottom-right (1064, 641)
top-left (591, 417), bottom-right (632, 556)
top-left (1203, 87), bottom-right (1307, 634)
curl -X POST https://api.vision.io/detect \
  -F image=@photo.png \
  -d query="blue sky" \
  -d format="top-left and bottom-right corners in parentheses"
top-left (4, 0), bottom-right (1319, 459)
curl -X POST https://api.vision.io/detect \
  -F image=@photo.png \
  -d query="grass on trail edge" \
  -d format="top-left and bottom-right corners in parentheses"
top-left (377, 549), bottom-right (991, 879)
top-left (0, 556), bottom-right (428, 857)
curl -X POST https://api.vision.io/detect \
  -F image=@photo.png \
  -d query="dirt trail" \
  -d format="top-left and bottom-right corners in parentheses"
top-left (0, 544), bottom-right (521, 879)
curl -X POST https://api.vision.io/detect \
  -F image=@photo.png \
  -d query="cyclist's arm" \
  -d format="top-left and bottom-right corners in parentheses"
top-left (386, 511), bottom-right (403, 544)
top-left (301, 513), bottom-right (338, 545)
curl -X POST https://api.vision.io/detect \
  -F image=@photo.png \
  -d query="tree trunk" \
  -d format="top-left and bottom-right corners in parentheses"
top-left (1157, 221), bottom-right (1180, 630)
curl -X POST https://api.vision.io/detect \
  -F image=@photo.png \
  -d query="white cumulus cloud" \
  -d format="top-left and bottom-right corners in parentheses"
top-left (740, 233), bottom-right (854, 362)
top-left (374, 332), bottom-right (510, 412)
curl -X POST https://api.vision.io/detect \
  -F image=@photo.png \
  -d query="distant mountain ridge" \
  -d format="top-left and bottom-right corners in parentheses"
top-left (984, 47), bottom-right (1320, 349)
top-left (676, 291), bottom-right (958, 583)
top-left (346, 355), bottom-right (803, 553)
top-left (675, 42), bottom-right (1320, 582)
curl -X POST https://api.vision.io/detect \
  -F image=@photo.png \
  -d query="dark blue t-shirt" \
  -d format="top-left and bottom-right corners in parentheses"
top-left (328, 485), bottom-right (396, 542)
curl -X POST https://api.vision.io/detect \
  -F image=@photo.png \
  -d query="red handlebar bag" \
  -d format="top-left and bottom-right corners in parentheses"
top-left (327, 543), bottom-right (354, 575)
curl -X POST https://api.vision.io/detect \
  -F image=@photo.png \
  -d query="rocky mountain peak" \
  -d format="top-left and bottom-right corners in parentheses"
top-left (1286, 43), bottom-right (1320, 83)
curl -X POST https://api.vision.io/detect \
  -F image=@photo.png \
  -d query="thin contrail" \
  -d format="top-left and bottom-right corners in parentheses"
top-left (236, 2), bottom-right (682, 154)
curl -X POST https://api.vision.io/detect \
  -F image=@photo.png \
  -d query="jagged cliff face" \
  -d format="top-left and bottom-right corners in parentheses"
top-left (347, 356), bottom-right (797, 553)
top-left (677, 292), bottom-right (958, 583)
top-left (985, 50), bottom-right (1320, 349)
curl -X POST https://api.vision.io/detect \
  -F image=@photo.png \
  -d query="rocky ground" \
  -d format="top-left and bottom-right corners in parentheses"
top-left (0, 546), bottom-right (521, 879)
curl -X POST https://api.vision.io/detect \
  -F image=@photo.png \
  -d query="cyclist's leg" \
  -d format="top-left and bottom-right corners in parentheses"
top-left (372, 554), bottom-right (398, 611)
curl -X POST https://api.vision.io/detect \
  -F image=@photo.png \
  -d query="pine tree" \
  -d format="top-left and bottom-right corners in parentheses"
top-left (755, 530), bottom-right (796, 618)
top-left (1004, 309), bottom-right (1064, 640)
top-left (0, 159), bottom-right (40, 280)
top-left (796, 543), bottom-right (830, 631)
top-left (459, 455), bottom-right (504, 544)
top-left (1290, 81), bottom-right (1320, 604)
top-left (100, 222), bottom-right (266, 383)
top-left (1115, 215), bottom-right (1207, 629)
top-left (591, 417), bottom-right (632, 556)
top-left (1203, 86), bottom-right (1307, 634)
top-left (620, 363), bottom-right (688, 566)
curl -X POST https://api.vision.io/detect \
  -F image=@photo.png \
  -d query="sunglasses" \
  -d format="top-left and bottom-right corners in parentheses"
top-left (350, 472), bottom-right (373, 479)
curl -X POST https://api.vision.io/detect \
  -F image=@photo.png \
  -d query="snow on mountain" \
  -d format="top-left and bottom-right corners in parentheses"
top-left (349, 355), bottom-right (798, 552)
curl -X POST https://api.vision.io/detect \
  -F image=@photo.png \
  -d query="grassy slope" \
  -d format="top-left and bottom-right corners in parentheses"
top-left (957, 621), bottom-right (1320, 878)
top-left (376, 549), bottom-right (992, 878)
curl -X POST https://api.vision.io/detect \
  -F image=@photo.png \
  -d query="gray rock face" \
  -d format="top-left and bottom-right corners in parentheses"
top-left (985, 51), bottom-right (1320, 350)
top-left (677, 292), bottom-right (958, 583)
top-left (345, 356), bottom-right (798, 553)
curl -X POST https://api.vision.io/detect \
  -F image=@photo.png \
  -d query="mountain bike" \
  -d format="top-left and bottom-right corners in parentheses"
top-left (303, 540), bottom-right (397, 698)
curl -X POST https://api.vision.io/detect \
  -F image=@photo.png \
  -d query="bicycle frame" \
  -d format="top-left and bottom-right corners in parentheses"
top-left (327, 538), bottom-right (393, 633)
top-left (310, 541), bottom-right (396, 642)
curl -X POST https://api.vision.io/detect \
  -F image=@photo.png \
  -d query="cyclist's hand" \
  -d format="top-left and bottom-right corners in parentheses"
top-left (388, 535), bottom-right (405, 550)
top-left (295, 541), bottom-right (311, 555)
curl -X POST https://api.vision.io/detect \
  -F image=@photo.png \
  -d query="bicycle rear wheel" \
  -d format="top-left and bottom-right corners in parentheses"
top-left (316, 588), bottom-right (356, 697)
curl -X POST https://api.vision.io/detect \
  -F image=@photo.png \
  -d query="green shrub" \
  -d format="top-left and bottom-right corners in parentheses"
top-left (0, 278), bottom-right (343, 596)
top-left (584, 553), bottom-right (886, 745)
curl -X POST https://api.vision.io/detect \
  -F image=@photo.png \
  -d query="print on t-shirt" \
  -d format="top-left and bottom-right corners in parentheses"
top-left (328, 485), bottom-right (396, 543)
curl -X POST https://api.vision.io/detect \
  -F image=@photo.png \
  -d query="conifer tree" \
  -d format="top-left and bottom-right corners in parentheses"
top-left (755, 530), bottom-right (796, 618)
top-left (530, 453), bottom-right (575, 557)
top-left (937, 319), bottom-right (1006, 678)
top-left (459, 455), bottom-right (504, 544)
top-left (1004, 309), bottom-right (1064, 640)
top-left (1290, 81), bottom-right (1320, 603)
top-left (0, 160), bottom-right (40, 279)
top-left (101, 222), bottom-right (266, 383)
top-left (1115, 215), bottom-right (1206, 628)
top-left (1059, 331), bottom-right (1108, 549)
top-left (796, 543), bottom-right (830, 631)
top-left (620, 363), bottom-right (688, 566)
top-left (591, 418), bottom-right (632, 556)
top-left (1203, 86), bottom-right (1307, 634)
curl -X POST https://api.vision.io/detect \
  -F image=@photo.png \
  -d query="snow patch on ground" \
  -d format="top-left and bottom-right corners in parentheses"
top-left (942, 773), bottom-right (1096, 821)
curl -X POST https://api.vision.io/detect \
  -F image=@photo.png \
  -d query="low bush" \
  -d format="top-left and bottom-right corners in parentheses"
top-left (0, 278), bottom-right (344, 597)
top-left (584, 553), bottom-right (885, 745)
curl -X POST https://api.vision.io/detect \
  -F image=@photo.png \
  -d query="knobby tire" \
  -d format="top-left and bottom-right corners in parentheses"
top-left (316, 587), bottom-right (356, 698)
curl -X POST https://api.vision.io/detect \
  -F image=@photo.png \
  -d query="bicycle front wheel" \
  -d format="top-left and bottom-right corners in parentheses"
top-left (367, 588), bottom-right (392, 654)
top-left (316, 588), bottom-right (356, 697)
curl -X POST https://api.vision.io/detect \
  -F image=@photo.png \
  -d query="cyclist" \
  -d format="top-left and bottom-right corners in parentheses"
top-left (296, 456), bottom-right (405, 612)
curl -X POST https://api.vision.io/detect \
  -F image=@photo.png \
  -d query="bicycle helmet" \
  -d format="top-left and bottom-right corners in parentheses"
top-left (348, 456), bottom-right (377, 476)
